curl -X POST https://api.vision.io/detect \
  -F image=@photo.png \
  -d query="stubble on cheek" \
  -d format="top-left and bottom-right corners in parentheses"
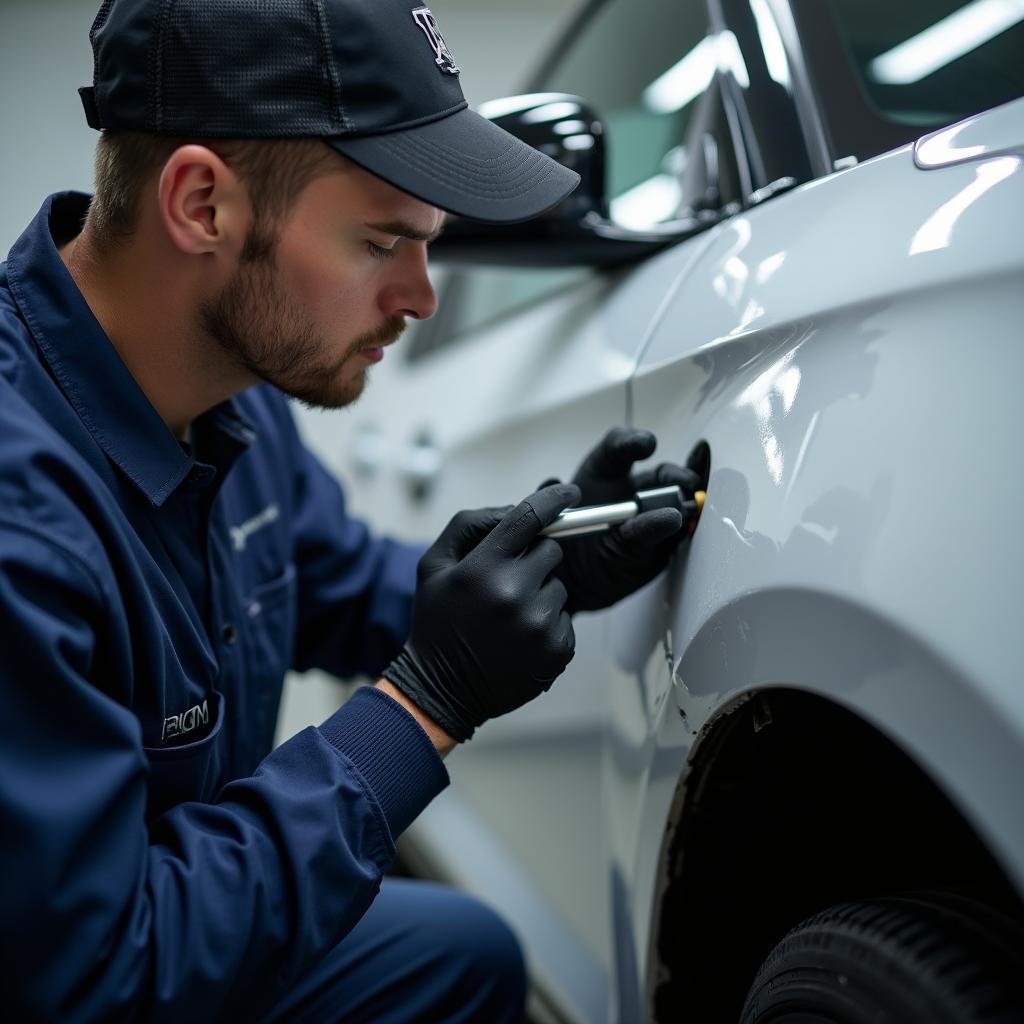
top-left (291, 312), bottom-right (407, 409)
top-left (199, 233), bottom-right (408, 410)
top-left (199, 260), bottom-right (346, 408)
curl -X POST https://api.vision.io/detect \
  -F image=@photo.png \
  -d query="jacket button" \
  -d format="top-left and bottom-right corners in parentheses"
top-left (221, 623), bottom-right (238, 645)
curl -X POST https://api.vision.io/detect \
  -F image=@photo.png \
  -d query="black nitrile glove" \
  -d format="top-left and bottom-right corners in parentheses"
top-left (383, 483), bottom-right (582, 742)
top-left (543, 427), bottom-right (700, 613)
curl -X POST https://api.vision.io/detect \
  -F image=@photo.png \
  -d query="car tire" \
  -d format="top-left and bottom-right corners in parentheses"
top-left (739, 891), bottom-right (1024, 1024)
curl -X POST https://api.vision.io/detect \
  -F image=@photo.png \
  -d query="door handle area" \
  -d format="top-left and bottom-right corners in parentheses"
top-left (400, 430), bottom-right (442, 502)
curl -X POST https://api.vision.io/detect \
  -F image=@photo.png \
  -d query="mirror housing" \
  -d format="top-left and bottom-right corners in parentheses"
top-left (430, 93), bottom-right (704, 269)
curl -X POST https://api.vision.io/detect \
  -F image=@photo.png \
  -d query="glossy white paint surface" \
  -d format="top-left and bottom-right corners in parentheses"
top-left (617, 99), bottom-right (1024, 1020)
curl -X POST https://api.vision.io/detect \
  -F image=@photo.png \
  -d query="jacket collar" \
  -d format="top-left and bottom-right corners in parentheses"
top-left (5, 192), bottom-right (253, 508)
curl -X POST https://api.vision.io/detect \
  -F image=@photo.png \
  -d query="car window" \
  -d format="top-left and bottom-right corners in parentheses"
top-left (409, 0), bottom-right (722, 362)
top-left (544, 0), bottom-right (716, 229)
top-left (829, 0), bottom-right (1024, 128)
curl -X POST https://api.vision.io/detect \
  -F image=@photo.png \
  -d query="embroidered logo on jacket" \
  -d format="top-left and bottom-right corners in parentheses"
top-left (411, 7), bottom-right (460, 75)
top-left (229, 503), bottom-right (280, 552)
top-left (162, 700), bottom-right (209, 742)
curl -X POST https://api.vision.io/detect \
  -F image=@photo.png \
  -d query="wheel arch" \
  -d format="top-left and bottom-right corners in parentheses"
top-left (645, 684), bottom-right (1024, 1023)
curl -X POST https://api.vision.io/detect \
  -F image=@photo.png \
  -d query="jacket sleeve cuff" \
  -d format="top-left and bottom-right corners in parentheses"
top-left (317, 685), bottom-right (449, 840)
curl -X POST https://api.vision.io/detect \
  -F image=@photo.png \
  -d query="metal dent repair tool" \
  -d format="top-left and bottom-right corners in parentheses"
top-left (541, 485), bottom-right (707, 538)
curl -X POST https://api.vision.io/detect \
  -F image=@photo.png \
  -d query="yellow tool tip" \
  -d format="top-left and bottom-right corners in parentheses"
top-left (686, 490), bottom-right (706, 537)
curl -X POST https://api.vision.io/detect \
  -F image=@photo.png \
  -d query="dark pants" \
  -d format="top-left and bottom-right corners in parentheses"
top-left (260, 878), bottom-right (527, 1023)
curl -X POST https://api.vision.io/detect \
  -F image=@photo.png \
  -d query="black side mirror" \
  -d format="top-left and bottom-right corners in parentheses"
top-left (430, 93), bottom-right (701, 269)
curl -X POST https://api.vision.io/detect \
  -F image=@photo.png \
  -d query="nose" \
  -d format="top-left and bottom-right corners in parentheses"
top-left (380, 244), bottom-right (438, 322)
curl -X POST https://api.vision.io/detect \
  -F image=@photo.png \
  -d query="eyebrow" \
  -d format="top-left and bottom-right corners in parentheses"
top-left (365, 220), bottom-right (445, 244)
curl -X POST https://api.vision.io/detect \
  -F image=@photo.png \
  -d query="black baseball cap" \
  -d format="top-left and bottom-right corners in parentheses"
top-left (78, 0), bottom-right (580, 224)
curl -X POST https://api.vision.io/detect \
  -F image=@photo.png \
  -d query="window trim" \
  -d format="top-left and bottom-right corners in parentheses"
top-left (761, 0), bottom-right (835, 177)
top-left (785, 0), bottom-right (939, 163)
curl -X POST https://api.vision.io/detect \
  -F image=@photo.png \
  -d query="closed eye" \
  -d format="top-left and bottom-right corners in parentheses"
top-left (367, 241), bottom-right (396, 262)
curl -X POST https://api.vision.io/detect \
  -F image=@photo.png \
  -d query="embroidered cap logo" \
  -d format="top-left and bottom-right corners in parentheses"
top-left (411, 7), bottom-right (460, 75)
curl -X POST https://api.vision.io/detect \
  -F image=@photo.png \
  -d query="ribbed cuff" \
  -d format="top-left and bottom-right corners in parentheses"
top-left (318, 686), bottom-right (449, 840)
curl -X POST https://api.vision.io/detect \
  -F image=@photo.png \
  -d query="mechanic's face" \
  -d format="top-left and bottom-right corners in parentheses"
top-left (201, 160), bottom-right (441, 409)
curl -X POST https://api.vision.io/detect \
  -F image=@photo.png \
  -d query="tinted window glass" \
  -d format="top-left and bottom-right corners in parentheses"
top-left (830, 0), bottom-right (1024, 127)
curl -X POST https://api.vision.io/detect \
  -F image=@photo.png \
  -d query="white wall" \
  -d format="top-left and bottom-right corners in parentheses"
top-left (0, 0), bottom-right (581, 254)
top-left (0, 1), bottom-right (98, 252)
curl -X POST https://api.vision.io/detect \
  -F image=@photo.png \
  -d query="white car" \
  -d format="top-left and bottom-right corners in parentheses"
top-left (295, 0), bottom-right (1024, 1021)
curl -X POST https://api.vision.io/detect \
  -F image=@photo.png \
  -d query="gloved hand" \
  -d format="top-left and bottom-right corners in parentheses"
top-left (544, 427), bottom-right (700, 613)
top-left (384, 482), bottom-right (582, 742)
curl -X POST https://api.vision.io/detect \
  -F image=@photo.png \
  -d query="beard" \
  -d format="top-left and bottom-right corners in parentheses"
top-left (199, 235), bottom-right (405, 410)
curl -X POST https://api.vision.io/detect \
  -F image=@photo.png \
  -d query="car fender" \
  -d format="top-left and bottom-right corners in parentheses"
top-left (616, 102), bottom-right (1024, 1017)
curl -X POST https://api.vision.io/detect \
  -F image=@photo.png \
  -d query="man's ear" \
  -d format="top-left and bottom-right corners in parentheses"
top-left (157, 144), bottom-right (248, 257)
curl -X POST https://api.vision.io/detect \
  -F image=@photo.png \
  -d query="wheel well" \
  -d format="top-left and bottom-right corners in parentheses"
top-left (649, 689), bottom-right (1024, 1023)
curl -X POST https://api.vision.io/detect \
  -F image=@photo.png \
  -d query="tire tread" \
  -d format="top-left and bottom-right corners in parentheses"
top-left (741, 892), bottom-right (1024, 1024)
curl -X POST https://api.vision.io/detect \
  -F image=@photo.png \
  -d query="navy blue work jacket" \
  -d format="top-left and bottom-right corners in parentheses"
top-left (0, 193), bottom-right (448, 1022)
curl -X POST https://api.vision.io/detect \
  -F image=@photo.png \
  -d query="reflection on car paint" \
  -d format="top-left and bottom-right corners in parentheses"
top-left (909, 156), bottom-right (1021, 254)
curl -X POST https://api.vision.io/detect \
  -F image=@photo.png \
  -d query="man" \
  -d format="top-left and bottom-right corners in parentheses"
top-left (0, 0), bottom-right (699, 1020)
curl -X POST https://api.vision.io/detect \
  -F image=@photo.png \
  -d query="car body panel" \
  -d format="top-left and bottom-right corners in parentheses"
top-left (614, 101), bottom-right (1024, 1020)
